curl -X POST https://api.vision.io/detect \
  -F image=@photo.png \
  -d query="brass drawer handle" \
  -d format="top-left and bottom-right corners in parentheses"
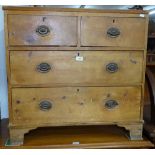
top-left (106, 63), bottom-right (118, 73)
top-left (107, 27), bottom-right (120, 38)
top-left (36, 25), bottom-right (50, 37)
top-left (37, 62), bottom-right (51, 73)
top-left (105, 100), bottom-right (118, 109)
top-left (39, 100), bottom-right (52, 111)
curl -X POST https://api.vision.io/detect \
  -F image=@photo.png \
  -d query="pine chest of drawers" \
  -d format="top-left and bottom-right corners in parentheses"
top-left (3, 6), bottom-right (148, 145)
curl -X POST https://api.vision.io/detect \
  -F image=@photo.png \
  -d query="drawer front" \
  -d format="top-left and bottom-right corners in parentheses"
top-left (8, 15), bottom-right (77, 46)
top-left (12, 87), bottom-right (141, 125)
top-left (81, 17), bottom-right (146, 48)
top-left (10, 51), bottom-right (143, 86)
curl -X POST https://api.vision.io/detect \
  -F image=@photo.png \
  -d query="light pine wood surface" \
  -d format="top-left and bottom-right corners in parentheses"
top-left (10, 51), bottom-right (143, 86)
top-left (3, 6), bottom-right (149, 145)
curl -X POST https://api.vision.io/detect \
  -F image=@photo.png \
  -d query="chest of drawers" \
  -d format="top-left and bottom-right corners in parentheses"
top-left (3, 6), bottom-right (148, 145)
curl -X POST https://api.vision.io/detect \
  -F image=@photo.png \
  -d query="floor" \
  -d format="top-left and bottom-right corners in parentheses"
top-left (0, 119), bottom-right (154, 149)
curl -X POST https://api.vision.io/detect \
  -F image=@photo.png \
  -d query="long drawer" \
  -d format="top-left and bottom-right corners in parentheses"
top-left (8, 15), bottom-right (77, 46)
top-left (81, 16), bottom-right (146, 48)
top-left (12, 87), bottom-right (141, 126)
top-left (10, 51), bottom-right (143, 86)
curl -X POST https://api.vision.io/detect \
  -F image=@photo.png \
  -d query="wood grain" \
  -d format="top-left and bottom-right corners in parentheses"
top-left (81, 16), bottom-right (146, 48)
top-left (11, 86), bottom-right (141, 126)
top-left (8, 15), bottom-right (77, 46)
top-left (10, 51), bottom-right (143, 86)
top-left (7, 46), bottom-right (146, 51)
top-left (3, 6), bottom-right (148, 14)
top-left (3, 7), bottom-right (148, 145)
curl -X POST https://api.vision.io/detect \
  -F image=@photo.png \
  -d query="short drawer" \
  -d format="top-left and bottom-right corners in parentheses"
top-left (10, 50), bottom-right (143, 86)
top-left (81, 16), bottom-right (146, 48)
top-left (8, 15), bottom-right (77, 46)
top-left (12, 87), bottom-right (141, 126)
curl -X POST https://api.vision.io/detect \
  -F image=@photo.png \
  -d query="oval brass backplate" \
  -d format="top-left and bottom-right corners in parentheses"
top-left (106, 63), bottom-right (118, 73)
top-left (39, 100), bottom-right (52, 111)
top-left (107, 27), bottom-right (120, 38)
top-left (36, 62), bottom-right (51, 73)
top-left (105, 100), bottom-right (119, 109)
top-left (36, 25), bottom-right (50, 37)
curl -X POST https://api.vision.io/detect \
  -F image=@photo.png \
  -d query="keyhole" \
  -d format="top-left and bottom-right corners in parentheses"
top-left (77, 52), bottom-right (80, 56)
top-left (43, 17), bottom-right (46, 22)
top-left (113, 19), bottom-right (115, 23)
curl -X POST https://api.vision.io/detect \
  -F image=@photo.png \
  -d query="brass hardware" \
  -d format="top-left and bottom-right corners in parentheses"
top-left (105, 100), bottom-right (118, 109)
top-left (37, 63), bottom-right (51, 73)
top-left (106, 63), bottom-right (118, 73)
top-left (39, 100), bottom-right (52, 111)
top-left (36, 25), bottom-right (50, 37)
top-left (107, 27), bottom-right (120, 38)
